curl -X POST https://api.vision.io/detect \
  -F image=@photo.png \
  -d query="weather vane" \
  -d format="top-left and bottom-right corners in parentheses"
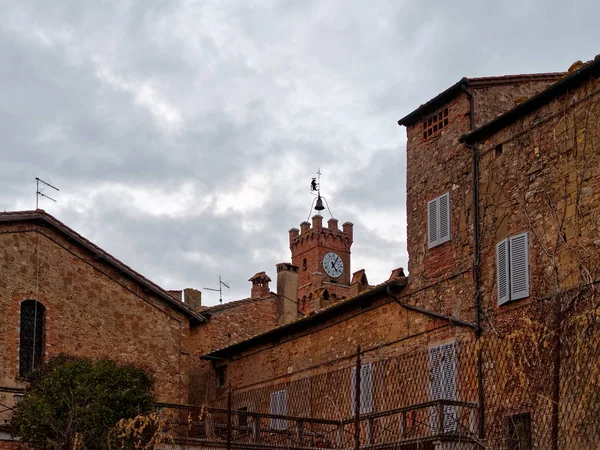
top-left (204, 275), bottom-right (230, 304)
top-left (35, 177), bottom-right (59, 209)
top-left (307, 168), bottom-right (333, 220)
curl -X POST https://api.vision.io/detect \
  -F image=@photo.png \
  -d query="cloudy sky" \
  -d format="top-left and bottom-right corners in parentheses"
top-left (1, 1), bottom-right (599, 306)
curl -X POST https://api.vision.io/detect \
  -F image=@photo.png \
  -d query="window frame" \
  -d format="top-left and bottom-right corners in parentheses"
top-left (422, 107), bottom-right (449, 140)
top-left (269, 389), bottom-right (287, 430)
top-left (497, 232), bottom-right (530, 306)
top-left (427, 192), bottom-right (451, 249)
top-left (428, 341), bottom-right (458, 433)
top-left (216, 366), bottom-right (227, 388)
top-left (19, 299), bottom-right (46, 377)
top-left (351, 362), bottom-right (374, 414)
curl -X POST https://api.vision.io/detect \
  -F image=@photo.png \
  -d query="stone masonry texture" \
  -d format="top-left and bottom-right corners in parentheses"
top-left (0, 220), bottom-right (191, 409)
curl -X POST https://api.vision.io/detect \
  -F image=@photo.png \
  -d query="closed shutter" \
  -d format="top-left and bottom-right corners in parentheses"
top-left (438, 193), bottom-right (451, 245)
top-left (429, 342), bottom-right (458, 433)
top-left (351, 363), bottom-right (374, 414)
top-left (270, 390), bottom-right (287, 430)
top-left (510, 232), bottom-right (529, 301)
top-left (428, 198), bottom-right (438, 248)
top-left (361, 363), bottom-right (373, 414)
top-left (497, 238), bottom-right (510, 306)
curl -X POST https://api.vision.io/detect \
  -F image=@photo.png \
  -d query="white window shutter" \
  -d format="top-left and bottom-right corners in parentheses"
top-left (429, 346), bottom-right (443, 431)
top-left (350, 367), bottom-right (357, 413)
top-left (438, 193), bottom-right (451, 245)
top-left (510, 232), bottom-right (529, 301)
top-left (361, 363), bottom-right (373, 414)
top-left (497, 238), bottom-right (510, 305)
top-left (270, 390), bottom-right (287, 430)
top-left (440, 343), bottom-right (457, 433)
top-left (429, 342), bottom-right (458, 433)
top-left (428, 198), bottom-right (438, 248)
top-left (351, 364), bottom-right (373, 414)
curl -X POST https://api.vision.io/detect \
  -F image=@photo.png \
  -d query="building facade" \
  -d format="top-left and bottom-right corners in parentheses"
top-left (196, 59), bottom-right (600, 449)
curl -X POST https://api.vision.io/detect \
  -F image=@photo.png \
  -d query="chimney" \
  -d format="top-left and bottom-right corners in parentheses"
top-left (249, 272), bottom-right (272, 298)
top-left (276, 263), bottom-right (299, 325)
top-left (328, 218), bottom-right (339, 231)
top-left (289, 228), bottom-right (299, 247)
top-left (300, 221), bottom-right (311, 234)
top-left (168, 290), bottom-right (183, 302)
top-left (388, 267), bottom-right (406, 280)
top-left (312, 215), bottom-right (323, 231)
top-left (183, 288), bottom-right (202, 311)
top-left (342, 222), bottom-right (354, 243)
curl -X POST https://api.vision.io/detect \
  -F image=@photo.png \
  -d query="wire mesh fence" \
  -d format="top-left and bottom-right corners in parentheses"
top-left (159, 294), bottom-right (600, 449)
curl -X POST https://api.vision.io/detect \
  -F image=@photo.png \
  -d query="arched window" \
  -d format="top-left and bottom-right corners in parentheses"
top-left (19, 300), bottom-right (45, 377)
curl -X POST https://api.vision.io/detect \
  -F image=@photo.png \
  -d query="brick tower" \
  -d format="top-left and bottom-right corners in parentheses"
top-left (289, 214), bottom-right (353, 315)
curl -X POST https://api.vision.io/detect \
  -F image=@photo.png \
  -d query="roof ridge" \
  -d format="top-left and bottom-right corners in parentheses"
top-left (0, 210), bottom-right (205, 322)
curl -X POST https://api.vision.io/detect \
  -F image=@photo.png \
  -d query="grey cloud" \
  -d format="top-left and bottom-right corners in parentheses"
top-left (2, 0), bottom-right (599, 304)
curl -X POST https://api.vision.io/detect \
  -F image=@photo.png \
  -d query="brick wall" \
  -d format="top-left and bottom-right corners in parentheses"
top-left (0, 221), bottom-right (191, 406)
top-left (188, 295), bottom-right (279, 404)
top-left (206, 286), bottom-right (473, 402)
top-left (291, 216), bottom-right (353, 306)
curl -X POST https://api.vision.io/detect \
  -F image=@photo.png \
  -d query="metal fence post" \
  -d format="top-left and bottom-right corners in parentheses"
top-left (227, 385), bottom-right (232, 450)
top-left (355, 346), bottom-right (361, 450)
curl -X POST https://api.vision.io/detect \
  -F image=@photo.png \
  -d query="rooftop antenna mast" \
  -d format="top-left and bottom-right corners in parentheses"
top-left (35, 177), bottom-right (59, 209)
top-left (204, 275), bottom-right (230, 304)
top-left (308, 168), bottom-right (333, 220)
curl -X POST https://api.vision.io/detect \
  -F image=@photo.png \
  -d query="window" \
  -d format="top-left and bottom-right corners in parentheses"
top-left (429, 342), bottom-right (457, 433)
top-left (302, 258), bottom-right (307, 271)
top-left (427, 193), bottom-right (451, 248)
top-left (216, 366), bottom-right (226, 387)
top-left (351, 363), bottom-right (373, 414)
top-left (19, 300), bottom-right (45, 377)
top-left (507, 413), bottom-right (532, 450)
top-left (423, 107), bottom-right (449, 140)
top-left (237, 407), bottom-right (249, 432)
top-left (497, 232), bottom-right (530, 306)
top-left (270, 390), bottom-right (287, 430)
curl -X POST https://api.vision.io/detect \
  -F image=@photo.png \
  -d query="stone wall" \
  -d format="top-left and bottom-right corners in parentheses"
top-left (188, 295), bottom-right (279, 404)
top-left (207, 287), bottom-right (474, 403)
top-left (476, 72), bottom-right (600, 324)
top-left (0, 221), bottom-right (191, 407)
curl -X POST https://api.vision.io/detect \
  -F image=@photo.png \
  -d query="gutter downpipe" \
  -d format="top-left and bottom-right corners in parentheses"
top-left (462, 84), bottom-right (485, 444)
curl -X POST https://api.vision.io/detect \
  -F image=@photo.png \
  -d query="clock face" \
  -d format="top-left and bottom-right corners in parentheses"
top-left (323, 252), bottom-right (344, 278)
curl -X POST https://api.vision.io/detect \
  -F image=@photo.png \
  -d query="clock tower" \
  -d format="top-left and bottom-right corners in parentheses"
top-left (288, 214), bottom-right (354, 314)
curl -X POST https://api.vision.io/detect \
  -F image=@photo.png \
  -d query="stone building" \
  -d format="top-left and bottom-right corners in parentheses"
top-left (198, 58), bottom-right (600, 448)
top-left (2, 55), bottom-right (600, 449)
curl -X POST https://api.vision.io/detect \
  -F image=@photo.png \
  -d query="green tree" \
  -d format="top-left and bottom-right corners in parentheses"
top-left (11, 355), bottom-right (155, 450)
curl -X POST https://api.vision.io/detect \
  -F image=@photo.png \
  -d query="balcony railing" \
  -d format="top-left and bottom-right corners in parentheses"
top-left (156, 400), bottom-right (479, 449)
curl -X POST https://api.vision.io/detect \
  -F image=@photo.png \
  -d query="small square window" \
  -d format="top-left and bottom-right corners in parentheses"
top-left (422, 107), bottom-right (449, 140)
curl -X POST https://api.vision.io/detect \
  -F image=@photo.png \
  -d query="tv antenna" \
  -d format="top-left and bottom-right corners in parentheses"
top-left (36, 177), bottom-right (59, 209)
top-left (204, 275), bottom-right (230, 304)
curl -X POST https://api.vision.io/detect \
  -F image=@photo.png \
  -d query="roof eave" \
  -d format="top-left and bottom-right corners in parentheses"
top-left (202, 278), bottom-right (407, 360)
top-left (397, 78), bottom-right (468, 127)
top-left (0, 211), bottom-right (206, 322)
top-left (461, 60), bottom-right (600, 145)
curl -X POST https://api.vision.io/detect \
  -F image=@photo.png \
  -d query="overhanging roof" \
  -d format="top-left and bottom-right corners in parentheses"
top-left (397, 73), bottom-right (565, 127)
top-left (461, 59), bottom-right (600, 145)
top-left (0, 210), bottom-right (206, 323)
